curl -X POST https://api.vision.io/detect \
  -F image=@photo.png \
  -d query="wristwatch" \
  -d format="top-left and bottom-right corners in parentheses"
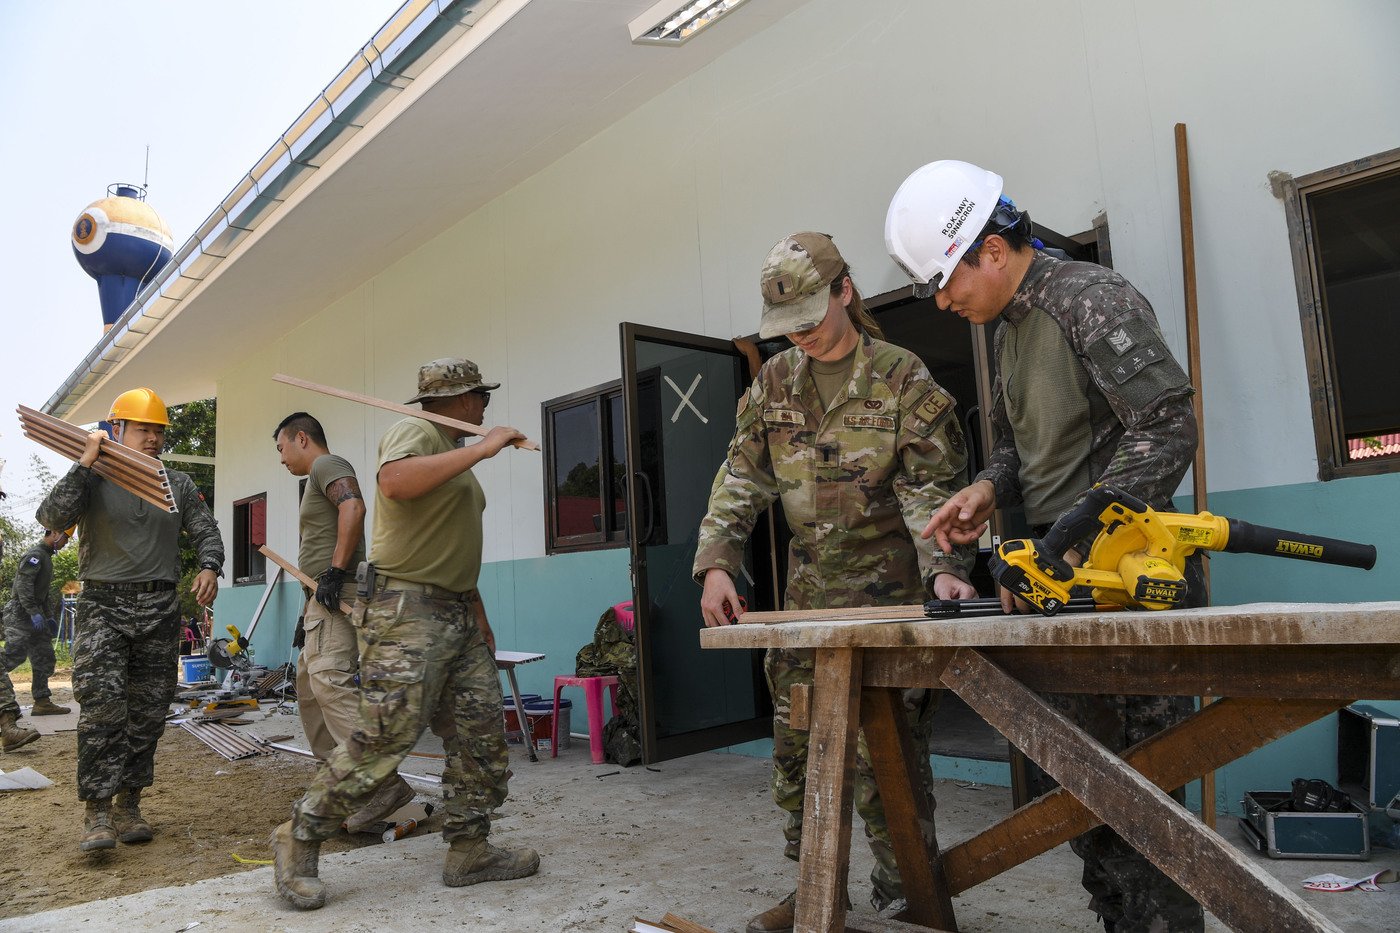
top-left (200, 561), bottom-right (223, 576)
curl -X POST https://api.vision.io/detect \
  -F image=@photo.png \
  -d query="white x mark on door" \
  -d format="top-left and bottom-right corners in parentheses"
top-left (665, 373), bottom-right (708, 424)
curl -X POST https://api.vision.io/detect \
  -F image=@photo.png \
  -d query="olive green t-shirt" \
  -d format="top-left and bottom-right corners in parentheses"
top-left (298, 453), bottom-right (366, 579)
top-left (369, 417), bottom-right (485, 593)
top-left (998, 306), bottom-right (1095, 524)
top-left (809, 344), bottom-right (858, 412)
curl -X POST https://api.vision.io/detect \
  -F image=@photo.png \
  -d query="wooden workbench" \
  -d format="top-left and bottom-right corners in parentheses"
top-left (700, 601), bottom-right (1400, 933)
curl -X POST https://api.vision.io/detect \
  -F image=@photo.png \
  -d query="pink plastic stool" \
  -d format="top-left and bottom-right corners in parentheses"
top-left (552, 675), bottom-right (619, 763)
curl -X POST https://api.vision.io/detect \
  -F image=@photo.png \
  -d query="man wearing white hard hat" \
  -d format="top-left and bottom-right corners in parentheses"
top-left (886, 161), bottom-right (1203, 933)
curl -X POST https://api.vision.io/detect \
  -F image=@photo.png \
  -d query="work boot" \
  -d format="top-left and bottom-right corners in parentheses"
top-left (344, 775), bottom-right (415, 833)
top-left (745, 889), bottom-right (851, 933)
top-left (442, 837), bottom-right (540, 887)
top-left (113, 787), bottom-right (154, 843)
top-left (746, 891), bottom-right (796, 933)
top-left (80, 799), bottom-right (118, 852)
top-left (30, 698), bottom-right (71, 715)
top-left (0, 713), bottom-right (39, 752)
top-left (271, 821), bottom-right (325, 910)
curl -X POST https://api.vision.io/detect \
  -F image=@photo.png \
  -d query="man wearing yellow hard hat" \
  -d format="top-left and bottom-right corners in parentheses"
top-left (38, 387), bottom-right (224, 855)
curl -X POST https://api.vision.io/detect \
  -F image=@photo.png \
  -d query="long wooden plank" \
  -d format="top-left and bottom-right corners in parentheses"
top-left (859, 688), bottom-right (959, 931)
top-left (19, 416), bottom-right (177, 513)
top-left (941, 696), bottom-right (1346, 895)
top-left (700, 602), bottom-right (1400, 650)
top-left (19, 405), bottom-right (174, 488)
top-left (793, 648), bottom-right (863, 933)
top-left (1175, 119), bottom-right (1218, 831)
top-left (940, 649), bottom-right (1343, 933)
top-left (273, 373), bottom-right (540, 451)
top-left (862, 645), bottom-right (1400, 698)
top-left (22, 420), bottom-right (172, 496)
top-left (258, 545), bottom-right (353, 615)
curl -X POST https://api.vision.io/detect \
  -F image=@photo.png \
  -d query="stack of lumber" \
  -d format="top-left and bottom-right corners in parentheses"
top-left (17, 405), bottom-right (177, 513)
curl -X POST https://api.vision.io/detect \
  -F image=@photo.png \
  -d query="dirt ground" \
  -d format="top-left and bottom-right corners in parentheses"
top-left (0, 679), bottom-right (426, 920)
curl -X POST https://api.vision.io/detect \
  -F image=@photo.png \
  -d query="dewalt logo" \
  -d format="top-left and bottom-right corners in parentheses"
top-left (1275, 540), bottom-right (1323, 559)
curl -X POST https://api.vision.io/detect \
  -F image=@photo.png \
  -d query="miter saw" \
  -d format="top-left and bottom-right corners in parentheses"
top-left (188, 567), bottom-right (287, 713)
top-left (990, 484), bottom-right (1377, 616)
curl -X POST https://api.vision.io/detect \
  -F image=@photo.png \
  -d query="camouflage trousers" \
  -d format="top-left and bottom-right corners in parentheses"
top-left (1025, 693), bottom-right (1204, 933)
top-left (71, 588), bottom-right (182, 800)
top-left (293, 589), bottom-right (510, 844)
top-left (0, 669), bottom-right (18, 718)
top-left (2, 611), bottom-right (57, 702)
top-left (766, 647), bottom-right (938, 910)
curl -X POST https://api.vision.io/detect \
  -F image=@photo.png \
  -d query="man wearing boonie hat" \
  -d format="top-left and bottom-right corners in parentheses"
top-left (272, 357), bottom-right (539, 911)
top-left (695, 232), bottom-right (977, 930)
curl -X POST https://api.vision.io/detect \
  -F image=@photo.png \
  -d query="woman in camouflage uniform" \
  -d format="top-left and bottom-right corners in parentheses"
top-left (694, 232), bottom-right (976, 932)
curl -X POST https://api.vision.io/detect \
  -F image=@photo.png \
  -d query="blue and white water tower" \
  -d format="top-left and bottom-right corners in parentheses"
top-left (71, 184), bottom-right (174, 332)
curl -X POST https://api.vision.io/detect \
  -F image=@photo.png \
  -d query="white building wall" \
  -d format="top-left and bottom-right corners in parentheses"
top-left (214, 0), bottom-right (1400, 568)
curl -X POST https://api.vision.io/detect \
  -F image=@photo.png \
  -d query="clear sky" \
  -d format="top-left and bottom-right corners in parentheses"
top-left (0, 0), bottom-right (400, 521)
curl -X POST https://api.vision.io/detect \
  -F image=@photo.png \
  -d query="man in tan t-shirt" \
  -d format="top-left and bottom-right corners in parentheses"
top-left (272, 358), bottom-right (537, 911)
top-left (274, 411), bottom-right (413, 830)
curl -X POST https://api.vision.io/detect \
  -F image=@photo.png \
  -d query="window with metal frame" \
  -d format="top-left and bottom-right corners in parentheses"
top-left (1283, 147), bottom-right (1400, 480)
top-left (232, 493), bottom-right (267, 584)
top-left (542, 380), bottom-right (628, 553)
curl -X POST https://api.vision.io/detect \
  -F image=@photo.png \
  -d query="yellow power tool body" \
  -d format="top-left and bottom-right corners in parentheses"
top-left (990, 485), bottom-right (1377, 616)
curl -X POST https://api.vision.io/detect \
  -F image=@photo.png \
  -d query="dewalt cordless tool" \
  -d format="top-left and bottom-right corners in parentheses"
top-left (990, 484), bottom-right (1377, 616)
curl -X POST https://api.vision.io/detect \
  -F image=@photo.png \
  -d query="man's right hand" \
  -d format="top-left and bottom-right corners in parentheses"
top-left (80, 429), bottom-right (105, 467)
top-left (924, 479), bottom-right (996, 553)
top-left (699, 568), bottom-right (743, 628)
top-left (30, 613), bottom-right (46, 632)
top-left (480, 426), bottom-right (526, 456)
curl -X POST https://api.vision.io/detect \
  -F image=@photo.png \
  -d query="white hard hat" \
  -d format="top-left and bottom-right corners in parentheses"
top-left (885, 160), bottom-right (1003, 296)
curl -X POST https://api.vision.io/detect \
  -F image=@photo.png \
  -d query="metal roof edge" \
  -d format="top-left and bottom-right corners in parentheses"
top-left (44, 0), bottom-right (510, 420)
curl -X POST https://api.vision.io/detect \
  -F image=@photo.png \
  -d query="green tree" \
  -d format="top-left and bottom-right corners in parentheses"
top-left (165, 399), bottom-right (217, 619)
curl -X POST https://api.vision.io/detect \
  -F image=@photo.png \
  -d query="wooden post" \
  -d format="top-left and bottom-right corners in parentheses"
top-left (793, 648), bottom-right (863, 933)
top-left (1175, 121), bottom-right (1217, 829)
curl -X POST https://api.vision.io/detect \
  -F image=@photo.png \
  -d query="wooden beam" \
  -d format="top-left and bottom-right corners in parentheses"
top-left (859, 688), bottom-right (959, 931)
top-left (940, 649), bottom-right (1344, 933)
top-left (258, 545), bottom-right (353, 615)
top-left (862, 645), bottom-right (1400, 699)
top-left (941, 696), bottom-right (1347, 894)
top-left (273, 373), bottom-right (540, 451)
top-left (794, 648), bottom-right (863, 933)
top-left (790, 683), bottom-right (811, 731)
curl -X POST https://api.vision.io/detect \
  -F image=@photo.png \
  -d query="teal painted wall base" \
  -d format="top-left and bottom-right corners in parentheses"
top-left (1180, 474), bottom-right (1400, 814)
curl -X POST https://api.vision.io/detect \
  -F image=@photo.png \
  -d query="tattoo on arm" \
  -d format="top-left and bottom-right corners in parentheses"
top-left (326, 477), bottom-right (363, 505)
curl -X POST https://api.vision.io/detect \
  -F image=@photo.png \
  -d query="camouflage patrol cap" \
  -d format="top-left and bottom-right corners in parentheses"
top-left (405, 358), bottom-right (501, 404)
top-left (759, 232), bottom-right (845, 340)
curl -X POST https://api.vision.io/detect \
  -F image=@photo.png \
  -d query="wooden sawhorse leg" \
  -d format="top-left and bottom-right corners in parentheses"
top-left (860, 687), bottom-right (958, 931)
top-left (941, 648), bottom-right (1344, 933)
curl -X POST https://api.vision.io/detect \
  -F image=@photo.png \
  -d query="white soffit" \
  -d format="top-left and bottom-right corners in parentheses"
top-left (50, 0), bottom-right (813, 424)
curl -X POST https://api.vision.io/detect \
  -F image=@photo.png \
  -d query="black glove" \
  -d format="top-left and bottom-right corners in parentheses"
top-left (45, 617), bottom-right (58, 638)
top-left (292, 615), bottom-right (306, 649)
top-left (315, 566), bottom-right (348, 610)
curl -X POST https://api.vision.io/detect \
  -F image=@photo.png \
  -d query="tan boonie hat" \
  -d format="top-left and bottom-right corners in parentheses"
top-left (758, 232), bottom-right (845, 340)
top-left (405, 358), bottom-right (501, 404)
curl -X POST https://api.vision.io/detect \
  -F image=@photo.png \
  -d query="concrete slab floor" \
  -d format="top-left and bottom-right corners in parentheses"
top-left (4, 716), bottom-right (1397, 932)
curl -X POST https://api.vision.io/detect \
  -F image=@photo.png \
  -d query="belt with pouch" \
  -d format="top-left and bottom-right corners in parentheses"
top-left (373, 574), bottom-right (473, 603)
top-left (84, 580), bottom-right (177, 592)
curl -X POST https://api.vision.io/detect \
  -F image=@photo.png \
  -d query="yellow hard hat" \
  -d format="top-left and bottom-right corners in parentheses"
top-left (108, 387), bottom-right (169, 425)
top-left (65, 526), bottom-right (77, 537)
